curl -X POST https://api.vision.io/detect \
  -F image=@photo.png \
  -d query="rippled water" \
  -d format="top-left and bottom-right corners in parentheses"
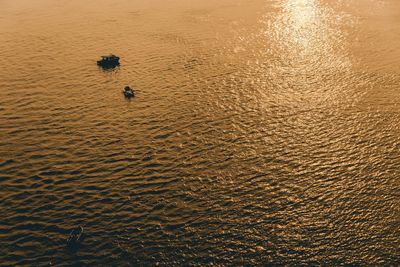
top-left (1, 0), bottom-right (400, 265)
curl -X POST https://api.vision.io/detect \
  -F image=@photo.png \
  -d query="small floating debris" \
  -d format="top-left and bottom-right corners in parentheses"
top-left (97, 54), bottom-right (120, 68)
top-left (123, 85), bottom-right (135, 98)
top-left (67, 226), bottom-right (84, 248)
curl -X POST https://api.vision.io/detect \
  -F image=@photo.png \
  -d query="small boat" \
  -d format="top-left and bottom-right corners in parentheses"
top-left (123, 86), bottom-right (135, 98)
top-left (97, 54), bottom-right (120, 68)
top-left (67, 226), bottom-right (84, 247)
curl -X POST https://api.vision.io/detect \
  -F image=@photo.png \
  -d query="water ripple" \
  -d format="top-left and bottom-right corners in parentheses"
top-left (1, 0), bottom-right (400, 265)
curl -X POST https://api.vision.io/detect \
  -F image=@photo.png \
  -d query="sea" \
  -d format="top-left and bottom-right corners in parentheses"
top-left (0, 0), bottom-right (399, 265)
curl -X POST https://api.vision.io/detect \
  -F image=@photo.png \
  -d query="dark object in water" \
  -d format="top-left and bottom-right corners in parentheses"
top-left (97, 54), bottom-right (120, 68)
top-left (123, 86), bottom-right (135, 98)
top-left (67, 226), bottom-right (84, 248)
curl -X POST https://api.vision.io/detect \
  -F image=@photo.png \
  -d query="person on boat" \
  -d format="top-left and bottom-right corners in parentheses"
top-left (123, 86), bottom-right (135, 97)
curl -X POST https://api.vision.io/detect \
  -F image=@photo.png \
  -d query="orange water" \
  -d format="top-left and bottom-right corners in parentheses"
top-left (0, 0), bottom-right (399, 265)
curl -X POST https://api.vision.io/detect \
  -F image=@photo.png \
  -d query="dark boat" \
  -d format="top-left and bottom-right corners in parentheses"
top-left (123, 86), bottom-right (135, 98)
top-left (67, 226), bottom-right (84, 248)
top-left (97, 54), bottom-right (120, 68)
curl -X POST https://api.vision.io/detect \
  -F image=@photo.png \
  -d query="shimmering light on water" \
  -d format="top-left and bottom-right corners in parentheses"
top-left (0, 0), bottom-right (399, 265)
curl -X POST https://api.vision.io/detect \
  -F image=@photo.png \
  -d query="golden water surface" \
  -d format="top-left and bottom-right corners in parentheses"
top-left (0, 0), bottom-right (399, 265)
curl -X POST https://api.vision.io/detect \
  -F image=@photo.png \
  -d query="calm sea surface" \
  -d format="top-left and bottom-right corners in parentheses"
top-left (1, 0), bottom-right (399, 265)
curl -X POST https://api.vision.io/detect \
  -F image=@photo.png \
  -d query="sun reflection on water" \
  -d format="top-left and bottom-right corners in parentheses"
top-left (260, 0), bottom-right (355, 108)
top-left (276, 0), bottom-right (338, 61)
top-left (283, 0), bottom-right (319, 51)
